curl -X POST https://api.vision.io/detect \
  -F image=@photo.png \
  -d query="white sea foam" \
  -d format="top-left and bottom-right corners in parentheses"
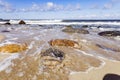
top-left (8, 20), bottom-right (120, 25)
top-left (0, 53), bottom-right (19, 71)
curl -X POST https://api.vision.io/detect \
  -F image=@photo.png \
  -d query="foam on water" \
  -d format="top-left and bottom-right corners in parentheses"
top-left (0, 53), bottom-right (19, 71)
top-left (7, 19), bottom-right (120, 25)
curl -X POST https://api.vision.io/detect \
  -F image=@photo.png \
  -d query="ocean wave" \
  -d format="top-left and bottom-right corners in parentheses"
top-left (6, 19), bottom-right (120, 25)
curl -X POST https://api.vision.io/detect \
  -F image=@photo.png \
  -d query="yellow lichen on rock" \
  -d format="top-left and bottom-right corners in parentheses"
top-left (0, 43), bottom-right (27, 53)
top-left (49, 39), bottom-right (81, 49)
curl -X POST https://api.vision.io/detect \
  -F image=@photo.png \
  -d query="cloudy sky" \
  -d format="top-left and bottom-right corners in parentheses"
top-left (0, 0), bottom-right (120, 19)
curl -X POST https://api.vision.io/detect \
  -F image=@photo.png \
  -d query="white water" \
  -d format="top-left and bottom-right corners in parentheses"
top-left (0, 19), bottom-right (118, 25)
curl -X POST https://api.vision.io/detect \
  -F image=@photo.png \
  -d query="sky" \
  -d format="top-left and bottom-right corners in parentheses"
top-left (0, 0), bottom-right (120, 19)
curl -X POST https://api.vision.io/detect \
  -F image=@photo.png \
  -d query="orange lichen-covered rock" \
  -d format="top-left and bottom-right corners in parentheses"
top-left (0, 43), bottom-right (27, 53)
top-left (49, 39), bottom-right (81, 49)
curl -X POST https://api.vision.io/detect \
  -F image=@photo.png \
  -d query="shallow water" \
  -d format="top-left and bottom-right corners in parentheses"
top-left (0, 24), bottom-right (120, 80)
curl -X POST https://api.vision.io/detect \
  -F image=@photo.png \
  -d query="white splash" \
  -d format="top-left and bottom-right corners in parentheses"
top-left (0, 53), bottom-right (19, 71)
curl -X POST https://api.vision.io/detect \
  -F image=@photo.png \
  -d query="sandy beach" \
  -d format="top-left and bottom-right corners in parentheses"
top-left (69, 58), bottom-right (120, 80)
top-left (0, 23), bottom-right (120, 80)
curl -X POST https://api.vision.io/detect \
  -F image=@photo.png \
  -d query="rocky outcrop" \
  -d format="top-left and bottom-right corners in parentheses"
top-left (4, 22), bottom-right (11, 25)
top-left (19, 20), bottom-right (26, 24)
top-left (40, 48), bottom-right (65, 69)
top-left (98, 31), bottom-right (120, 37)
top-left (0, 43), bottom-right (27, 53)
top-left (96, 44), bottom-right (120, 52)
top-left (49, 39), bottom-right (81, 49)
top-left (103, 74), bottom-right (120, 80)
top-left (81, 25), bottom-right (89, 28)
top-left (41, 48), bottom-right (65, 61)
top-left (1, 30), bottom-right (10, 32)
top-left (62, 26), bottom-right (89, 34)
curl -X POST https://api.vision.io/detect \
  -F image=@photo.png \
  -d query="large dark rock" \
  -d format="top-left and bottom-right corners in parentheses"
top-left (4, 22), bottom-right (11, 25)
top-left (98, 31), bottom-right (120, 37)
top-left (103, 74), bottom-right (120, 80)
top-left (81, 25), bottom-right (89, 28)
top-left (41, 48), bottom-right (65, 61)
top-left (19, 20), bottom-right (26, 24)
top-left (62, 25), bottom-right (89, 34)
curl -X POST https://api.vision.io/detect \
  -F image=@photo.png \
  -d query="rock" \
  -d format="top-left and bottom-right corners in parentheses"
top-left (40, 48), bottom-right (65, 69)
top-left (98, 31), bottom-right (120, 37)
top-left (41, 48), bottom-right (65, 61)
top-left (96, 44), bottom-right (120, 52)
top-left (97, 26), bottom-right (101, 28)
top-left (49, 39), bottom-right (81, 49)
top-left (65, 25), bottom-right (73, 28)
top-left (62, 26), bottom-right (89, 34)
top-left (4, 22), bottom-right (11, 25)
top-left (0, 43), bottom-right (27, 53)
top-left (81, 25), bottom-right (89, 28)
top-left (19, 20), bottom-right (26, 24)
top-left (1, 30), bottom-right (10, 32)
top-left (103, 74), bottom-right (120, 80)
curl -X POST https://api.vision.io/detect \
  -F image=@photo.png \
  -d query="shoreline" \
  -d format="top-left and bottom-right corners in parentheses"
top-left (69, 58), bottom-right (120, 80)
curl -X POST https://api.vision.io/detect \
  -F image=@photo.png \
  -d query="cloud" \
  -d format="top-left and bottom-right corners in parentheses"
top-left (103, 3), bottom-right (113, 9)
top-left (103, 0), bottom-right (120, 9)
top-left (0, 0), bottom-right (15, 12)
top-left (46, 2), bottom-right (54, 9)
top-left (16, 2), bottom-right (81, 12)
top-left (45, 2), bottom-right (60, 11)
top-left (111, 0), bottom-right (120, 2)
top-left (90, 4), bottom-right (99, 9)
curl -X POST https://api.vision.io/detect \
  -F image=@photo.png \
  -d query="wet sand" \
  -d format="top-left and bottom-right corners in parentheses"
top-left (69, 58), bottom-right (120, 80)
top-left (0, 24), bottom-right (120, 80)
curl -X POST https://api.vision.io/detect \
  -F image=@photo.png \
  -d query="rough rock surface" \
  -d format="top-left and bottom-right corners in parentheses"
top-left (103, 74), bottom-right (120, 80)
top-left (98, 31), bottom-right (120, 37)
top-left (19, 20), bottom-right (26, 24)
top-left (41, 48), bottom-right (65, 62)
top-left (4, 22), bottom-right (11, 25)
top-left (62, 26), bottom-right (89, 34)
top-left (49, 39), bottom-right (81, 49)
top-left (0, 43), bottom-right (27, 53)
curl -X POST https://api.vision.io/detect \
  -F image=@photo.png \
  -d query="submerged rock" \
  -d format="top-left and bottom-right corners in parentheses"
top-left (1, 30), bottom-right (10, 33)
top-left (62, 25), bottom-right (89, 34)
top-left (49, 39), bottom-right (81, 49)
top-left (0, 43), bottom-right (27, 53)
top-left (98, 31), bottom-right (120, 37)
top-left (81, 25), bottom-right (89, 28)
top-left (103, 74), bottom-right (120, 80)
top-left (19, 20), bottom-right (26, 24)
top-left (96, 44), bottom-right (120, 52)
